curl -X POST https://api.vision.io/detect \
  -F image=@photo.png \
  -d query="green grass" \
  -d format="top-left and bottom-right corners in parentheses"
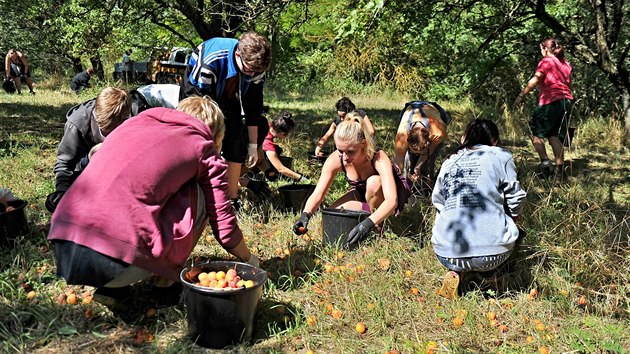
top-left (1, 82), bottom-right (628, 353)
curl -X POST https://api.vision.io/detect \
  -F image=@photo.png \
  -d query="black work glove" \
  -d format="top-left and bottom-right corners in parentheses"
top-left (246, 179), bottom-right (271, 198)
top-left (347, 218), bottom-right (375, 244)
top-left (293, 212), bottom-right (311, 235)
top-left (45, 190), bottom-right (65, 213)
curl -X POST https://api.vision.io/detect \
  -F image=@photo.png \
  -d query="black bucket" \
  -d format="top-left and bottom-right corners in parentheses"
top-left (278, 184), bottom-right (315, 212)
top-left (0, 200), bottom-right (29, 245)
top-left (278, 156), bottom-right (293, 169)
top-left (308, 150), bottom-right (330, 164)
top-left (180, 261), bottom-right (267, 349)
top-left (321, 208), bottom-right (370, 251)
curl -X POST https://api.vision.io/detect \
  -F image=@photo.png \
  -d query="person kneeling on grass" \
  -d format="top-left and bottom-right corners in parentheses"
top-left (47, 96), bottom-right (260, 314)
top-left (293, 112), bottom-right (411, 245)
top-left (431, 119), bottom-right (526, 300)
top-left (260, 111), bottom-right (311, 183)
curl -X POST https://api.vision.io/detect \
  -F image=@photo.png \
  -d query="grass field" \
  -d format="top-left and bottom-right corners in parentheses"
top-left (0, 81), bottom-right (628, 353)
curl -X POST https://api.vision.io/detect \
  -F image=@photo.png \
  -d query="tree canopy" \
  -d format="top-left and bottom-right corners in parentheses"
top-left (1, 0), bottom-right (627, 134)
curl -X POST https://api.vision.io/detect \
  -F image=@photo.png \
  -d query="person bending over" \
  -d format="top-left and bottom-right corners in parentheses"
top-left (293, 112), bottom-right (410, 245)
top-left (48, 96), bottom-right (260, 314)
top-left (393, 101), bottom-right (449, 196)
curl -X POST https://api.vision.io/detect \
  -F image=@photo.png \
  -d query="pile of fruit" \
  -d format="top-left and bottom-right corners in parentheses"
top-left (191, 268), bottom-right (255, 290)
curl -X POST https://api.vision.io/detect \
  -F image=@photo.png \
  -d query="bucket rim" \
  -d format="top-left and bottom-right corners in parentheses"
top-left (278, 184), bottom-right (315, 192)
top-left (180, 260), bottom-right (267, 295)
top-left (321, 207), bottom-right (370, 217)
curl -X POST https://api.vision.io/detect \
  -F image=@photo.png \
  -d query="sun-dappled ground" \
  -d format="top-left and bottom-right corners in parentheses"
top-left (1, 83), bottom-right (628, 353)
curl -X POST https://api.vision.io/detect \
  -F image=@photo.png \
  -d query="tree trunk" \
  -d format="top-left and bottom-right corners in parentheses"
top-left (71, 57), bottom-right (83, 74)
top-left (622, 89), bottom-right (630, 144)
top-left (89, 56), bottom-right (104, 81)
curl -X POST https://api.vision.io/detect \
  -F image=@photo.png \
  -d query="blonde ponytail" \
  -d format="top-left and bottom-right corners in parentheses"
top-left (334, 111), bottom-right (376, 160)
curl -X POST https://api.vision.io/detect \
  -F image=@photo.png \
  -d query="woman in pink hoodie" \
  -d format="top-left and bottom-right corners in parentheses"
top-left (48, 96), bottom-right (259, 311)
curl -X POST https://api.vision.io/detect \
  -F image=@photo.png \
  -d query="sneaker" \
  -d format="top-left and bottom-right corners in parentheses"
top-left (94, 286), bottom-right (132, 311)
top-left (553, 165), bottom-right (569, 181)
top-left (436, 271), bottom-right (460, 300)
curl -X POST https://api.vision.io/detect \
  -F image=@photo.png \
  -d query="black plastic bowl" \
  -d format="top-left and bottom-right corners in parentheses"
top-left (180, 261), bottom-right (267, 349)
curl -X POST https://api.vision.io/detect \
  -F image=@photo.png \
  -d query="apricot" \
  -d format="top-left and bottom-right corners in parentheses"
top-left (244, 280), bottom-right (255, 288)
top-left (452, 317), bottom-right (464, 327)
top-left (26, 290), bottom-right (36, 300)
top-left (355, 322), bottom-right (367, 334)
top-left (366, 303), bottom-right (375, 310)
top-left (337, 252), bottom-right (344, 260)
top-left (198, 272), bottom-right (209, 281)
top-left (386, 351), bottom-right (401, 354)
top-left (497, 324), bottom-right (508, 333)
top-left (577, 295), bottom-right (587, 306)
top-left (66, 293), bottom-right (78, 305)
top-left (526, 336), bottom-right (535, 343)
top-left (486, 311), bottom-right (497, 321)
top-left (410, 287), bottom-right (419, 295)
top-left (216, 271), bottom-right (226, 280)
top-left (298, 226), bottom-right (306, 234)
top-left (331, 309), bottom-right (342, 319)
top-left (539, 346), bottom-right (550, 354)
top-left (405, 270), bottom-right (413, 277)
top-left (306, 316), bottom-right (316, 326)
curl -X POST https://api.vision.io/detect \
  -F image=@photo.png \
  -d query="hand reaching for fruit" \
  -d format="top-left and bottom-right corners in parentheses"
top-left (293, 212), bottom-right (311, 235)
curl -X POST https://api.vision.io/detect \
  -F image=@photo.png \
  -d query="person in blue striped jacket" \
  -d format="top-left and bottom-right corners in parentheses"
top-left (180, 31), bottom-right (272, 211)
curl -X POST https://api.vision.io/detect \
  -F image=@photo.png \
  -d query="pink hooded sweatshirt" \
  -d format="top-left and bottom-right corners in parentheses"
top-left (48, 107), bottom-right (241, 281)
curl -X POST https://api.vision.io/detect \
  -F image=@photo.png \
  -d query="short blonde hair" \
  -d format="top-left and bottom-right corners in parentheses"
top-left (177, 96), bottom-right (225, 150)
top-left (94, 87), bottom-right (131, 133)
top-left (334, 111), bottom-right (376, 160)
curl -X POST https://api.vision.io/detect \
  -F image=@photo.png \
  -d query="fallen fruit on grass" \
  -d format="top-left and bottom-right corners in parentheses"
top-left (355, 322), bottom-right (367, 334)
top-left (530, 288), bottom-right (539, 297)
top-left (66, 293), bottom-right (78, 305)
top-left (411, 287), bottom-right (419, 295)
top-left (577, 295), bottom-right (587, 306)
top-left (367, 303), bottom-right (375, 310)
top-left (405, 270), bottom-right (413, 277)
top-left (306, 316), bottom-right (316, 326)
top-left (324, 264), bottom-right (334, 273)
top-left (452, 317), bottom-right (464, 327)
top-left (332, 309), bottom-right (342, 319)
top-left (325, 303), bottom-right (334, 312)
top-left (337, 252), bottom-right (344, 260)
top-left (386, 350), bottom-right (401, 354)
top-left (306, 351), bottom-right (315, 354)
top-left (539, 346), bottom-right (550, 354)
top-left (26, 290), bottom-right (36, 300)
top-left (489, 319), bottom-right (499, 327)
top-left (526, 335), bottom-right (535, 343)
top-left (534, 320), bottom-right (545, 331)
top-left (298, 226), bottom-right (306, 234)
top-left (377, 258), bottom-right (391, 270)
top-left (486, 311), bottom-right (497, 321)
top-left (145, 308), bottom-right (157, 318)
top-left (497, 324), bottom-right (508, 333)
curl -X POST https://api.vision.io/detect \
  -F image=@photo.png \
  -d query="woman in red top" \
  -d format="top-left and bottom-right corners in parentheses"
top-left (514, 37), bottom-right (574, 179)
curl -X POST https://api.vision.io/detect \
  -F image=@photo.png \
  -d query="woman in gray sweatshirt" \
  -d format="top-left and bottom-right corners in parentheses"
top-left (431, 119), bottom-right (527, 299)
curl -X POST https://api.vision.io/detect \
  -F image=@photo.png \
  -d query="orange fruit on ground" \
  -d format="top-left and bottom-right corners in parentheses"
top-left (577, 295), bottom-right (587, 306)
top-left (66, 293), bottom-right (78, 305)
top-left (325, 303), bottom-right (334, 312)
top-left (534, 320), bottom-right (545, 331)
top-left (367, 303), bottom-right (375, 310)
top-left (377, 258), bottom-right (391, 270)
top-left (486, 311), bottom-right (497, 321)
top-left (410, 287), bottom-right (419, 295)
top-left (386, 350), bottom-right (401, 354)
top-left (337, 252), bottom-right (344, 260)
top-left (526, 336), bottom-right (535, 343)
top-left (530, 288), bottom-right (539, 297)
top-left (489, 319), bottom-right (499, 327)
top-left (26, 290), bottom-right (36, 300)
top-left (145, 308), bottom-right (157, 318)
top-left (306, 351), bottom-right (315, 354)
top-left (405, 270), bottom-right (413, 277)
top-left (306, 316), bottom-right (316, 326)
top-left (355, 322), bottom-right (367, 334)
top-left (497, 324), bottom-right (508, 333)
top-left (452, 317), bottom-right (464, 327)
top-left (332, 309), bottom-right (342, 319)
top-left (298, 226), bottom-right (306, 233)
top-left (539, 346), bottom-right (550, 354)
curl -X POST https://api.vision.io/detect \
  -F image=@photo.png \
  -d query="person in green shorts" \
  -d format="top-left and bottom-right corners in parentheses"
top-left (514, 37), bottom-right (574, 179)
